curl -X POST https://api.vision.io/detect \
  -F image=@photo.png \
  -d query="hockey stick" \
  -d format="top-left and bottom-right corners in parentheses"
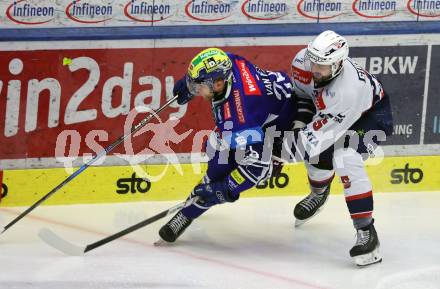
top-left (38, 199), bottom-right (191, 255)
top-left (1, 95), bottom-right (178, 235)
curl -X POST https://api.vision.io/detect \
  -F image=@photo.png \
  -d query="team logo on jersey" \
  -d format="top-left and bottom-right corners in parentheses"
top-left (6, 0), bottom-right (55, 25)
top-left (292, 65), bottom-right (312, 84)
top-left (223, 102), bottom-right (232, 120)
top-left (231, 169), bottom-right (246, 185)
top-left (312, 118), bottom-right (328, 131)
top-left (297, 0), bottom-right (343, 19)
top-left (318, 112), bottom-right (346, 124)
top-left (233, 90), bottom-right (246, 124)
top-left (407, 0), bottom-right (440, 17)
top-left (294, 57), bottom-right (304, 65)
top-left (352, 0), bottom-right (396, 18)
top-left (241, 0), bottom-right (289, 20)
top-left (124, 0), bottom-right (174, 22)
top-left (185, 0), bottom-right (235, 22)
top-left (66, 0), bottom-right (114, 24)
top-left (235, 60), bottom-right (261, 96)
top-left (302, 127), bottom-right (319, 147)
top-left (313, 90), bottom-right (326, 110)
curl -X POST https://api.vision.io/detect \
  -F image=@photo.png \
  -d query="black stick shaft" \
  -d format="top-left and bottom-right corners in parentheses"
top-left (84, 202), bottom-right (184, 253)
top-left (2, 95), bottom-right (178, 234)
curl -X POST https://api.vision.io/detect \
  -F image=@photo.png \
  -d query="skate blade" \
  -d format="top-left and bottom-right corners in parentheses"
top-left (295, 218), bottom-right (307, 227)
top-left (353, 247), bottom-right (382, 267)
top-left (294, 207), bottom-right (325, 228)
top-left (154, 238), bottom-right (172, 247)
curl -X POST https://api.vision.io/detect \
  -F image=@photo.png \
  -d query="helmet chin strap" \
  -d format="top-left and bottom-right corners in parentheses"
top-left (331, 60), bottom-right (344, 78)
top-left (212, 75), bottom-right (232, 106)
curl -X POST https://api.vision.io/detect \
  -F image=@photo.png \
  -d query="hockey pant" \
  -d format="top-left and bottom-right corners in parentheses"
top-left (181, 142), bottom-right (272, 219)
top-left (306, 95), bottom-right (393, 228)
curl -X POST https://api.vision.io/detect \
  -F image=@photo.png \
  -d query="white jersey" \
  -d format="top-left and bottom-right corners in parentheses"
top-left (291, 48), bottom-right (385, 158)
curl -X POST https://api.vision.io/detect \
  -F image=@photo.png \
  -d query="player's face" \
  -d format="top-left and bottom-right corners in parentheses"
top-left (187, 77), bottom-right (226, 101)
top-left (187, 78), bottom-right (214, 100)
top-left (201, 79), bottom-right (226, 101)
top-left (195, 83), bottom-right (213, 100)
top-left (310, 62), bottom-right (332, 84)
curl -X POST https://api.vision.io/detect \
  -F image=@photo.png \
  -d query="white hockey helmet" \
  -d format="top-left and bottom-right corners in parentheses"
top-left (306, 30), bottom-right (349, 79)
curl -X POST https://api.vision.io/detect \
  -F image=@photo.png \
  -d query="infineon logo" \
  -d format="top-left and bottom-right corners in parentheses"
top-left (241, 0), bottom-right (289, 20)
top-left (6, 0), bottom-right (55, 25)
top-left (407, 0), bottom-right (440, 17)
top-left (65, 0), bottom-right (113, 24)
top-left (352, 0), bottom-right (397, 18)
top-left (124, 0), bottom-right (173, 22)
top-left (185, 0), bottom-right (234, 22)
top-left (297, 0), bottom-right (343, 19)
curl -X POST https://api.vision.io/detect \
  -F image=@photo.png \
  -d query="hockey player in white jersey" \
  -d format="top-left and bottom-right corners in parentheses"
top-left (289, 31), bottom-right (393, 266)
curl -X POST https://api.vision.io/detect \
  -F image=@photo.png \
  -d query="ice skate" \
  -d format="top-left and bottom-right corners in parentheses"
top-left (155, 211), bottom-right (193, 246)
top-left (294, 185), bottom-right (330, 227)
top-left (350, 219), bottom-right (382, 267)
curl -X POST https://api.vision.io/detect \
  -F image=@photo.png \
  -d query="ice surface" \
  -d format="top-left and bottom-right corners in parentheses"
top-left (1, 192), bottom-right (439, 289)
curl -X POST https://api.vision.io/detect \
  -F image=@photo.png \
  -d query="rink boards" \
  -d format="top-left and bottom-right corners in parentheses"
top-left (1, 155), bottom-right (439, 207)
top-left (2, 35), bottom-right (440, 171)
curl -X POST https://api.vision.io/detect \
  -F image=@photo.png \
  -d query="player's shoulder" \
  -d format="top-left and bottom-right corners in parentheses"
top-left (291, 48), bottom-right (307, 70)
top-left (228, 52), bottom-right (248, 65)
top-left (291, 48), bottom-right (312, 86)
top-left (321, 64), bottom-right (365, 111)
top-left (341, 58), bottom-right (371, 89)
top-left (334, 58), bottom-right (369, 90)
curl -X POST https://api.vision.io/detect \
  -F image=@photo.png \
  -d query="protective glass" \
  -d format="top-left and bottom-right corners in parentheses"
top-left (186, 75), bottom-right (214, 96)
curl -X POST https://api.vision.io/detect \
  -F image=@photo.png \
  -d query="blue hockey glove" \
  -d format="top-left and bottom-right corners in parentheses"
top-left (192, 181), bottom-right (238, 207)
top-left (174, 76), bottom-right (194, 105)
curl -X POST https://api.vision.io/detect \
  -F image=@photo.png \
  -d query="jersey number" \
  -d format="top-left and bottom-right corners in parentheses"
top-left (312, 118), bottom-right (328, 131)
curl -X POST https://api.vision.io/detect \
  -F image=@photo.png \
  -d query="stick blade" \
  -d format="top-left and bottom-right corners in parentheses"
top-left (38, 228), bottom-right (85, 256)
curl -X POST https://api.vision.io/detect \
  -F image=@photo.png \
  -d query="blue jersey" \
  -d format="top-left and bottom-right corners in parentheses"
top-left (211, 53), bottom-right (294, 148)
top-left (206, 53), bottom-right (296, 195)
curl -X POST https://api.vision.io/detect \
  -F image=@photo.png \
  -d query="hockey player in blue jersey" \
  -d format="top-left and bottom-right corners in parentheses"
top-left (157, 47), bottom-right (295, 243)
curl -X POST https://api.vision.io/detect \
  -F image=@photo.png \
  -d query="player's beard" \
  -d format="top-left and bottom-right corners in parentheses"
top-left (313, 74), bottom-right (334, 88)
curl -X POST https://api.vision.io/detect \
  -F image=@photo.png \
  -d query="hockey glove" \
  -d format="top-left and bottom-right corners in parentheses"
top-left (192, 180), bottom-right (238, 207)
top-left (174, 76), bottom-right (194, 105)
